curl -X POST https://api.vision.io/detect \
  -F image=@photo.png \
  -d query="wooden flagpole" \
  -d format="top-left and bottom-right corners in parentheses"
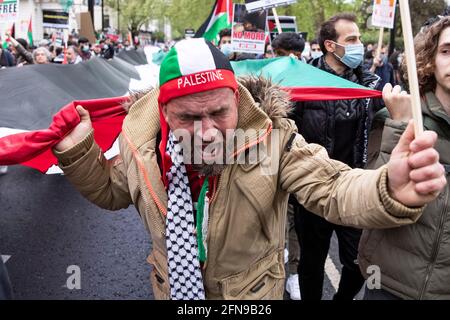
top-left (399, 0), bottom-right (423, 136)
top-left (376, 27), bottom-right (384, 58)
top-left (272, 8), bottom-right (283, 34)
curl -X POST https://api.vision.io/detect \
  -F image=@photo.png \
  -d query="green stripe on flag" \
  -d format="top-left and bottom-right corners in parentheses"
top-left (231, 57), bottom-right (382, 101)
top-left (232, 57), bottom-right (370, 89)
top-left (203, 14), bottom-right (230, 42)
top-left (159, 47), bottom-right (182, 86)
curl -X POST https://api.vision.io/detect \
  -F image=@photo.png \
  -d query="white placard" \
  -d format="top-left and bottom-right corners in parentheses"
top-left (245, 0), bottom-right (297, 13)
top-left (372, 0), bottom-right (397, 29)
top-left (0, 0), bottom-right (19, 22)
top-left (231, 4), bottom-right (267, 55)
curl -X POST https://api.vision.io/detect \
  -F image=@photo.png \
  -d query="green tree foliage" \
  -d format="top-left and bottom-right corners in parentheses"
top-left (278, 0), bottom-right (360, 40)
top-left (110, 0), bottom-right (448, 43)
top-left (163, 0), bottom-right (224, 39)
top-left (106, 0), bottom-right (165, 35)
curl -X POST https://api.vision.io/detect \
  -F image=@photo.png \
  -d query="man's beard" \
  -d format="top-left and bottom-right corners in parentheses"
top-left (191, 163), bottom-right (226, 177)
top-left (179, 135), bottom-right (233, 177)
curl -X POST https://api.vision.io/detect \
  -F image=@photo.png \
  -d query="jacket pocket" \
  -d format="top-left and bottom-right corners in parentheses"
top-left (219, 250), bottom-right (285, 300)
top-left (147, 252), bottom-right (170, 300)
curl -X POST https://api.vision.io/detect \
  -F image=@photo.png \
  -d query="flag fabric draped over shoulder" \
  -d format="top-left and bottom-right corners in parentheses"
top-left (0, 49), bottom-right (158, 173)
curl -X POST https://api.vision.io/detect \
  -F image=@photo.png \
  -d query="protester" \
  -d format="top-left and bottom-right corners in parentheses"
top-left (92, 44), bottom-right (103, 57)
top-left (123, 40), bottom-right (134, 51)
top-left (0, 47), bottom-right (15, 68)
top-left (66, 46), bottom-right (82, 65)
top-left (218, 28), bottom-right (232, 49)
top-left (309, 38), bottom-right (323, 62)
top-left (360, 15), bottom-right (450, 300)
top-left (365, 45), bottom-right (396, 88)
top-left (51, 38), bottom-right (445, 300)
top-left (6, 33), bottom-right (33, 66)
top-left (290, 13), bottom-right (384, 301)
top-left (389, 50), bottom-right (404, 88)
top-left (78, 36), bottom-right (92, 61)
top-left (33, 47), bottom-right (52, 64)
top-left (218, 28), bottom-right (233, 57)
top-left (102, 38), bottom-right (115, 60)
top-left (272, 32), bottom-right (305, 60)
top-left (52, 47), bottom-right (65, 64)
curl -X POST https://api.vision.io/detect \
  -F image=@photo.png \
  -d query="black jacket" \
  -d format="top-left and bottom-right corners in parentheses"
top-left (290, 56), bottom-right (382, 168)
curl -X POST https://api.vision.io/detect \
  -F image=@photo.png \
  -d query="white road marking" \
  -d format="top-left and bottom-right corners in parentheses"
top-left (325, 254), bottom-right (340, 291)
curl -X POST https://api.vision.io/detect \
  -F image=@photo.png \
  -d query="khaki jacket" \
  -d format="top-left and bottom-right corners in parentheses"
top-left (55, 77), bottom-right (423, 300)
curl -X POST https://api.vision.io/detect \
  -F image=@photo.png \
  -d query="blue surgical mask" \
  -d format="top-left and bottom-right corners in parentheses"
top-left (333, 42), bottom-right (364, 69)
top-left (311, 51), bottom-right (323, 60)
top-left (220, 43), bottom-right (233, 57)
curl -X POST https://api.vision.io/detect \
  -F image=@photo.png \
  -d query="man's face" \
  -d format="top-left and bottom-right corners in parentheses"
top-left (325, 19), bottom-right (361, 59)
top-left (67, 48), bottom-right (76, 62)
top-left (35, 50), bottom-right (48, 64)
top-left (219, 36), bottom-right (231, 48)
top-left (434, 27), bottom-right (450, 93)
top-left (162, 88), bottom-right (239, 175)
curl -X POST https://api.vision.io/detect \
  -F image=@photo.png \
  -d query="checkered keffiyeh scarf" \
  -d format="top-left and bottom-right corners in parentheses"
top-left (165, 132), bottom-right (206, 300)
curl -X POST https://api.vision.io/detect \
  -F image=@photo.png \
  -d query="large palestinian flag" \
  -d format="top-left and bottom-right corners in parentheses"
top-left (0, 48), bottom-right (159, 174)
top-left (232, 57), bottom-right (382, 101)
top-left (194, 0), bottom-right (233, 43)
top-left (0, 54), bottom-right (381, 174)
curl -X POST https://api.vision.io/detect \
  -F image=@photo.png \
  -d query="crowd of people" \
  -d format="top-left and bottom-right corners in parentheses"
top-left (0, 32), bottom-right (138, 68)
top-left (1, 7), bottom-right (449, 302)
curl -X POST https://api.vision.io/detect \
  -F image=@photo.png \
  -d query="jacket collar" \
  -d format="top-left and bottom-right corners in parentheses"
top-left (424, 91), bottom-right (450, 127)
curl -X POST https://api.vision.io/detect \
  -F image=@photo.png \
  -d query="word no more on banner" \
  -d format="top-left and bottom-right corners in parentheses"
top-left (0, 0), bottom-right (19, 22)
top-left (245, 0), bottom-right (297, 13)
top-left (232, 4), bottom-right (268, 55)
top-left (372, 0), bottom-right (397, 29)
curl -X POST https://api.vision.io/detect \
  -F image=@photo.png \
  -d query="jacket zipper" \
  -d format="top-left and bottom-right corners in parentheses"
top-left (418, 185), bottom-right (449, 299)
top-left (202, 124), bottom-right (272, 284)
top-left (202, 174), bottom-right (223, 272)
top-left (123, 131), bottom-right (166, 236)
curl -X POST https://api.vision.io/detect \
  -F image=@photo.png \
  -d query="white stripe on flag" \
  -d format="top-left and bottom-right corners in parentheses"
top-left (175, 38), bottom-right (216, 76)
top-left (0, 127), bottom-right (28, 139)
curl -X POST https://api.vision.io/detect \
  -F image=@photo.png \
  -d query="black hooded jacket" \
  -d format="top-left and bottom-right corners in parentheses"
top-left (290, 56), bottom-right (382, 168)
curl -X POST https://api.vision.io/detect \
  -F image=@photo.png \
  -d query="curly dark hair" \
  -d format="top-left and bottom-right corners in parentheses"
top-left (403, 16), bottom-right (450, 94)
top-left (272, 32), bottom-right (305, 53)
